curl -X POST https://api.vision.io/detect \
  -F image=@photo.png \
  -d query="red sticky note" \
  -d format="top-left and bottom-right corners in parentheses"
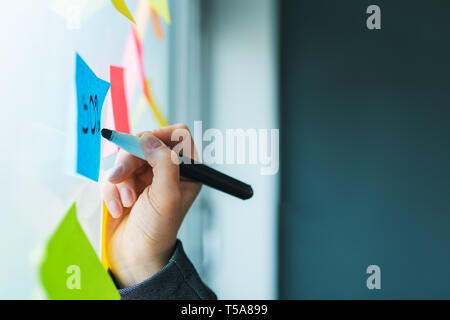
top-left (110, 66), bottom-right (131, 134)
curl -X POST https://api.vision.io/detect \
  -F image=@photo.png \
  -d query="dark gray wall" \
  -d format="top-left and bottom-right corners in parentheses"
top-left (279, 0), bottom-right (450, 299)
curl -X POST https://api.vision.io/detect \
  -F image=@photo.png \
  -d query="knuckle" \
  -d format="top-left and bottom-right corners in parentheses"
top-left (146, 185), bottom-right (182, 217)
top-left (174, 124), bottom-right (192, 139)
top-left (136, 131), bottom-right (152, 138)
top-left (171, 127), bottom-right (191, 143)
top-left (174, 123), bottom-right (189, 131)
top-left (169, 149), bottom-right (181, 165)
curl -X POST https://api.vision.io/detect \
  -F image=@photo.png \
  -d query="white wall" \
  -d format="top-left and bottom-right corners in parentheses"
top-left (202, 0), bottom-right (279, 299)
top-left (0, 0), bottom-right (170, 299)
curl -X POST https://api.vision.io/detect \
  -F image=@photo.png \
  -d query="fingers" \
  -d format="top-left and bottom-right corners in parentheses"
top-left (104, 126), bottom-right (194, 219)
top-left (108, 150), bottom-right (146, 184)
top-left (151, 125), bottom-right (202, 208)
top-left (105, 137), bottom-right (153, 213)
top-left (103, 177), bottom-right (137, 218)
top-left (138, 133), bottom-right (181, 210)
top-left (150, 124), bottom-right (188, 146)
top-left (102, 179), bottom-right (123, 219)
top-left (104, 150), bottom-right (143, 216)
top-left (137, 124), bottom-right (198, 160)
top-left (107, 150), bottom-right (142, 210)
top-left (115, 177), bottom-right (137, 208)
top-left (152, 124), bottom-right (199, 161)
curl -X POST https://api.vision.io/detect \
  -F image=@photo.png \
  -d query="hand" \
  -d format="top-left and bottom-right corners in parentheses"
top-left (102, 124), bottom-right (201, 288)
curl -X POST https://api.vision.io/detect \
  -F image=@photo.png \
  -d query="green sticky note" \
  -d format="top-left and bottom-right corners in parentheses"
top-left (39, 203), bottom-right (120, 300)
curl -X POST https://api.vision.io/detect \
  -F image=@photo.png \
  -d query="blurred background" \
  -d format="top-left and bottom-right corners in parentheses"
top-left (2, 0), bottom-right (450, 300)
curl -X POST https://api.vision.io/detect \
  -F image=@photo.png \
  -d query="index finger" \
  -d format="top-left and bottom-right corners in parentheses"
top-left (152, 124), bottom-right (199, 161)
top-left (108, 149), bottom-right (147, 184)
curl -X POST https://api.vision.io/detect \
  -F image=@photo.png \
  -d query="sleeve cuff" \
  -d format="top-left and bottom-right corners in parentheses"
top-left (117, 240), bottom-right (217, 300)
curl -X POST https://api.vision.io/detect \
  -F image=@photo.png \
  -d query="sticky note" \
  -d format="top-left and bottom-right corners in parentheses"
top-left (147, 0), bottom-right (171, 24)
top-left (76, 53), bottom-right (111, 181)
top-left (110, 66), bottom-right (131, 134)
top-left (144, 79), bottom-right (170, 127)
top-left (130, 29), bottom-right (170, 127)
top-left (150, 7), bottom-right (165, 40)
top-left (111, 0), bottom-right (135, 23)
top-left (101, 201), bottom-right (111, 270)
top-left (135, 0), bottom-right (151, 40)
top-left (120, 24), bottom-right (170, 128)
top-left (40, 203), bottom-right (120, 300)
top-left (101, 202), bottom-right (124, 271)
top-left (122, 29), bottom-right (142, 109)
top-left (132, 27), bottom-right (145, 84)
top-left (130, 94), bottom-right (148, 127)
top-left (102, 94), bottom-right (118, 158)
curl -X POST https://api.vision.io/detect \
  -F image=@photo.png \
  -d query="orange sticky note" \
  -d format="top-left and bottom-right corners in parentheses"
top-left (150, 8), bottom-right (164, 40)
top-left (111, 0), bottom-right (135, 23)
top-left (147, 0), bottom-right (171, 24)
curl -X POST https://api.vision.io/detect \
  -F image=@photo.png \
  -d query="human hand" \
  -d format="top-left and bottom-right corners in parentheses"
top-left (102, 124), bottom-right (201, 288)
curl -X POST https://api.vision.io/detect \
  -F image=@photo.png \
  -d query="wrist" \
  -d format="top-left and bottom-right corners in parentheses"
top-left (112, 259), bottom-right (167, 289)
top-left (111, 246), bottom-right (172, 289)
top-left (111, 244), bottom-right (175, 289)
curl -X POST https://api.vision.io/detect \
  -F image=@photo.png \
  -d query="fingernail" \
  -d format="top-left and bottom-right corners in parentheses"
top-left (109, 164), bottom-right (124, 181)
top-left (143, 134), bottom-right (162, 152)
top-left (119, 188), bottom-right (134, 208)
top-left (107, 200), bottom-right (122, 219)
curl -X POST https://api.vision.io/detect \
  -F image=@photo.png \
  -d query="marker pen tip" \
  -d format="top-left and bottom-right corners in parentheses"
top-left (101, 128), bottom-right (112, 140)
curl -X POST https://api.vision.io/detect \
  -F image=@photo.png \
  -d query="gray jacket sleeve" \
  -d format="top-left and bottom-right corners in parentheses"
top-left (118, 240), bottom-right (217, 300)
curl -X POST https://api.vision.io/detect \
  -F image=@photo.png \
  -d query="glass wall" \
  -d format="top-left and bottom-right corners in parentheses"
top-left (0, 0), bottom-right (279, 299)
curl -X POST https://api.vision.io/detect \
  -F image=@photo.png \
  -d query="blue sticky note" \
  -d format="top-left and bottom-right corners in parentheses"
top-left (75, 53), bottom-right (110, 182)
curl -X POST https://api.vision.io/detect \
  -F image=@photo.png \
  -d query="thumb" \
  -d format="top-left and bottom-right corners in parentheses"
top-left (138, 133), bottom-right (181, 211)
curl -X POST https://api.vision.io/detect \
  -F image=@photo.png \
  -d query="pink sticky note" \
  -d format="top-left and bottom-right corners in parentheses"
top-left (110, 66), bottom-right (131, 134)
top-left (102, 27), bottom-right (143, 159)
top-left (102, 93), bottom-right (118, 158)
top-left (121, 29), bottom-right (141, 109)
top-left (132, 27), bottom-right (147, 88)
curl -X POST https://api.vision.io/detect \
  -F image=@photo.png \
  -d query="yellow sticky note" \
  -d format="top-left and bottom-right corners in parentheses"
top-left (130, 94), bottom-right (149, 127)
top-left (144, 79), bottom-right (170, 127)
top-left (101, 201), bottom-right (111, 270)
top-left (147, 0), bottom-right (171, 24)
top-left (101, 201), bottom-right (124, 271)
top-left (111, 0), bottom-right (136, 23)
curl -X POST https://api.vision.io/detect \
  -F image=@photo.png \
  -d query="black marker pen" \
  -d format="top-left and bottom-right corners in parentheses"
top-left (101, 129), bottom-right (254, 200)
